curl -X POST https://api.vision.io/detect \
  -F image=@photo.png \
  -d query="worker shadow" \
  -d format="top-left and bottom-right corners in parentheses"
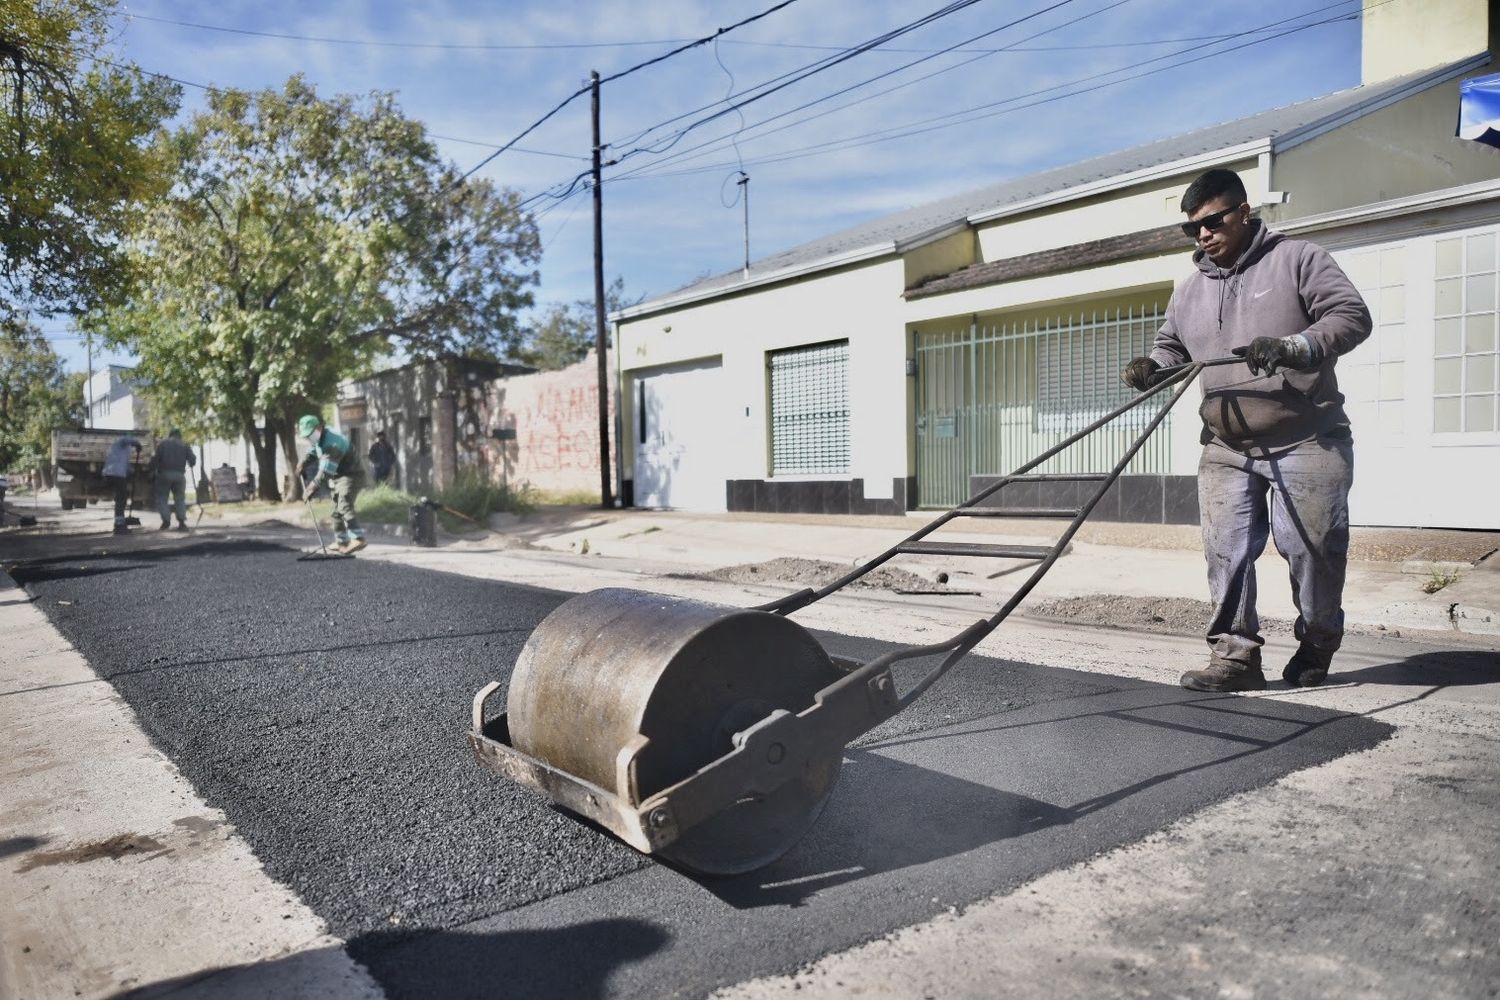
top-left (116, 920), bottom-right (668, 1000)
top-left (1324, 649), bottom-right (1500, 688)
top-left (703, 663), bottom-right (1396, 910)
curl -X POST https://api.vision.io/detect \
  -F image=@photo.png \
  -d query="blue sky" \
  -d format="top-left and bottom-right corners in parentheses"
top-left (45, 0), bottom-right (1368, 373)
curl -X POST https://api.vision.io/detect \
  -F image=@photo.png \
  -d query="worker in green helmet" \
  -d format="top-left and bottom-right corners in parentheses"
top-left (297, 414), bottom-right (367, 554)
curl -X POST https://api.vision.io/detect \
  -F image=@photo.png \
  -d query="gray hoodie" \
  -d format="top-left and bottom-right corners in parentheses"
top-left (1149, 221), bottom-right (1371, 455)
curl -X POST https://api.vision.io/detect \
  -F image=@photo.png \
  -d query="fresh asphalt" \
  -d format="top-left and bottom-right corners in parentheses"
top-left (11, 540), bottom-right (1393, 999)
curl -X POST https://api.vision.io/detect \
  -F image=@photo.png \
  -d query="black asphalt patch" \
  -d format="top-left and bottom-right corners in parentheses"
top-left (11, 541), bottom-right (1393, 999)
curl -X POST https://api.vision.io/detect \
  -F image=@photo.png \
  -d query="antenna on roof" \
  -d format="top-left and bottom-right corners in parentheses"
top-left (738, 172), bottom-right (751, 279)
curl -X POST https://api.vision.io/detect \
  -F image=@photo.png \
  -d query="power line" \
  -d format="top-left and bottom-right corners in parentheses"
top-left (118, 9), bottom-right (1301, 57)
top-left (603, 0), bottom-right (994, 154)
top-left (617, 0), bottom-right (1365, 183)
top-left (452, 0), bottom-right (806, 186)
top-left (609, 0), bottom-right (1126, 183)
top-left (121, 12), bottom-right (690, 50)
top-left (604, 0), bottom-right (999, 168)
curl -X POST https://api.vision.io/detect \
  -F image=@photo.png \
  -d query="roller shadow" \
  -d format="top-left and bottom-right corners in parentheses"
top-left (707, 748), bottom-right (1069, 908)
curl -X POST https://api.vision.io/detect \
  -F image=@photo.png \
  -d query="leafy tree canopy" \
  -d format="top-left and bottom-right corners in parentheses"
top-left (86, 75), bottom-right (541, 499)
top-left (0, 0), bottom-right (180, 313)
top-left (517, 277), bottom-right (640, 371)
top-left (0, 313), bottom-right (83, 473)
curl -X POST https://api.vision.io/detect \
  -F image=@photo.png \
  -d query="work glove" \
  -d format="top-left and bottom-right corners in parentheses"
top-left (306, 473), bottom-right (327, 497)
top-left (1120, 356), bottom-right (1160, 391)
top-left (1233, 335), bottom-right (1314, 376)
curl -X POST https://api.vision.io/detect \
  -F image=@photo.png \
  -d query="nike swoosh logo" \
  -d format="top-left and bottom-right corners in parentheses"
top-left (1253, 289), bottom-right (1271, 299)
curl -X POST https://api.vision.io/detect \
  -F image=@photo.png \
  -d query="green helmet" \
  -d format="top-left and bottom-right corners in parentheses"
top-left (297, 414), bottom-right (321, 438)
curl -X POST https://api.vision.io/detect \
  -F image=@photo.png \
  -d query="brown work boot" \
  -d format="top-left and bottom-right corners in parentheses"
top-left (343, 537), bottom-right (367, 554)
top-left (1283, 644), bottom-right (1334, 688)
top-left (1180, 657), bottom-right (1267, 693)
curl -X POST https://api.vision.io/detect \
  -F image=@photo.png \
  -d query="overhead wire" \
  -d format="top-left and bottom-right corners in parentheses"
top-left (615, 0), bottom-right (1367, 183)
top-left (609, 0), bottom-right (1130, 184)
top-left (600, 0), bottom-right (996, 155)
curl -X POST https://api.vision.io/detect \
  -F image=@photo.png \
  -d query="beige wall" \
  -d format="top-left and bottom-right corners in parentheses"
top-left (616, 257), bottom-right (910, 488)
top-left (1269, 82), bottom-right (1500, 221)
top-left (902, 229), bottom-right (977, 289)
top-left (972, 159), bottom-right (1269, 264)
top-left (1362, 0), bottom-right (1491, 84)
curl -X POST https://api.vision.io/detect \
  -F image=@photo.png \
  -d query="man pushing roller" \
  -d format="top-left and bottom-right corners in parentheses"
top-left (1121, 168), bottom-right (1371, 693)
top-left (297, 414), bottom-right (366, 554)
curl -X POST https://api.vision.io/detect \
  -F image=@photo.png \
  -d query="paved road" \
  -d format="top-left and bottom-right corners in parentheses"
top-left (9, 539), bottom-right (1398, 998)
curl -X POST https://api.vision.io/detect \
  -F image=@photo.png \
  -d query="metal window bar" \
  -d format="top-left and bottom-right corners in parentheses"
top-left (915, 304), bottom-right (1170, 507)
top-left (769, 340), bottom-right (850, 475)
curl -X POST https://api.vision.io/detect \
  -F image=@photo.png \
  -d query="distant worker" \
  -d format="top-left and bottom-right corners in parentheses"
top-left (297, 414), bottom-right (366, 554)
top-left (152, 428), bottom-right (197, 531)
top-left (102, 434), bottom-right (142, 535)
top-left (1121, 167), bottom-right (1370, 693)
top-left (368, 430), bottom-right (396, 485)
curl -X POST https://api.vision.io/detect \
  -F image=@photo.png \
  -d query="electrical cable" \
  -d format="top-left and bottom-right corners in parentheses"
top-left (615, 0), bottom-right (1367, 183)
top-left (610, 0), bottom-right (1129, 183)
top-left (600, 0), bottom-right (995, 154)
top-left (120, 11), bottom-right (692, 50)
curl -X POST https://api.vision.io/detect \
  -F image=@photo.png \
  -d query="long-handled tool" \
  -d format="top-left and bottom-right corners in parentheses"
top-left (297, 497), bottom-right (352, 561)
top-left (471, 357), bottom-right (1240, 875)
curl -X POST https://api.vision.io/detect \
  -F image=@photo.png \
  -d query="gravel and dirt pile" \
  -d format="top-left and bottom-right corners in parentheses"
top-left (1024, 594), bottom-right (1295, 635)
top-left (689, 556), bottom-right (959, 593)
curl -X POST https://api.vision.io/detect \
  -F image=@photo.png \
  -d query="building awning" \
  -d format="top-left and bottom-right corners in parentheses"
top-left (1457, 71), bottom-right (1500, 149)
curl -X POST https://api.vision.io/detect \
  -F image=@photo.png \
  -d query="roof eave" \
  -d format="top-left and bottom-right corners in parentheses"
top-left (611, 241), bottom-right (901, 322)
top-left (1272, 52), bottom-right (1492, 153)
top-left (965, 138), bottom-right (1273, 227)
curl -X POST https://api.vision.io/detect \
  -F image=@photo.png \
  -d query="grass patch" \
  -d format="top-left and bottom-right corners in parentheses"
top-left (436, 469), bottom-right (535, 531)
top-left (355, 483), bottom-right (419, 525)
top-left (528, 487), bottom-right (603, 506)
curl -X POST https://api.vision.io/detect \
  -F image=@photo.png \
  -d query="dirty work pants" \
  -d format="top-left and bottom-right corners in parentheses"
top-left (1197, 435), bottom-right (1354, 668)
top-left (106, 475), bottom-right (129, 527)
top-left (328, 472), bottom-right (365, 544)
top-left (156, 469), bottom-right (187, 526)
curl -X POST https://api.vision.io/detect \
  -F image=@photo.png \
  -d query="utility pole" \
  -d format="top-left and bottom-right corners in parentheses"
top-left (85, 331), bottom-right (94, 428)
top-left (738, 172), bottom-right (751, 279)
top-left (591, 69), bottom-right (614, 509)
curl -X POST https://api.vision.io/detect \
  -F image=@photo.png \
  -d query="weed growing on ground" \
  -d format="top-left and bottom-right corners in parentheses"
top-left (1421, 567), bottom-right (1462, 594)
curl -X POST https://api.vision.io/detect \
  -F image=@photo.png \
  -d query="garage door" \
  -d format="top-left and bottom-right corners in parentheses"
top-left (633, 358), bottom-right (726, 511)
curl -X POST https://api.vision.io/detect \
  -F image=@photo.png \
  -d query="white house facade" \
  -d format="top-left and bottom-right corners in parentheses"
top-left (613, 0), bottom-right (1500, 529)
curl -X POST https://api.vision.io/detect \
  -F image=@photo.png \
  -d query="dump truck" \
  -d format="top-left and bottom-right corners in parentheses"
top-left (52, 428), bottom-right (158, 511)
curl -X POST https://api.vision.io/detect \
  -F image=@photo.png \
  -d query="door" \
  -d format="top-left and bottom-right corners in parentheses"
top-left (633, 359), bottom-right (726, 511)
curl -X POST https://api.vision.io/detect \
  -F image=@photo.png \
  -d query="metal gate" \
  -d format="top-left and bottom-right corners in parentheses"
top-left (915, 304), bottom-right (1172, 508)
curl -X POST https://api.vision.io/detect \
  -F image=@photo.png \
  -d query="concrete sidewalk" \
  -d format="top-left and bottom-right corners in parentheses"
top-left (424, 505), bottom-right (1500, 640)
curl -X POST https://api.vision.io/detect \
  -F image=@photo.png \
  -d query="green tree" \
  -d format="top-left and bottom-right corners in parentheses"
top-left (517, 277), bottom-right (640, 371)
top-left (0, 315), bottom-right (83, 479)
top-left (0, 0), bottom-right (180, 313)
top-left (88, 76), bottom-right (540, 499)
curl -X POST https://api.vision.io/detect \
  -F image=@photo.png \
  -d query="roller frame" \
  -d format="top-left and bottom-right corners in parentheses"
top-left (471, 359), bottom-right (1238, 861)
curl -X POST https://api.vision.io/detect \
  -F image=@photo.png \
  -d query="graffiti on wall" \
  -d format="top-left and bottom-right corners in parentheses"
top-left (484, 352), bottom-right (617, 496)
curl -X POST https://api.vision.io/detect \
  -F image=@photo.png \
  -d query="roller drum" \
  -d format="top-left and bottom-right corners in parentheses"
top-left (506, 588), bottom-right (846, 873)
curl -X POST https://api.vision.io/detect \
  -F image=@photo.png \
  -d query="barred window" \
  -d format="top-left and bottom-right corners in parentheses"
top-left (769, 340), bottom-right (849, 475)
top-left (1034, 306), bottom-right (1165, 434)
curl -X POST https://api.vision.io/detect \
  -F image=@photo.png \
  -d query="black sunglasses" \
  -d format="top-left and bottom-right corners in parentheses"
top-left (1180, 204), bottom-right (1245, 239)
